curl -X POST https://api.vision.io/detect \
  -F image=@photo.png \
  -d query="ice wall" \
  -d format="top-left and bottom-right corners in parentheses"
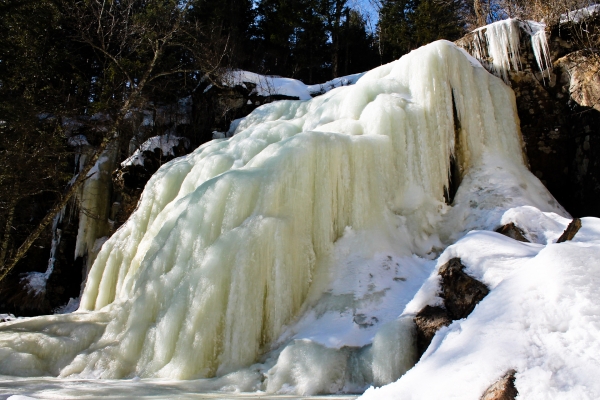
top-left (0, 40), bottom-right (563, 393)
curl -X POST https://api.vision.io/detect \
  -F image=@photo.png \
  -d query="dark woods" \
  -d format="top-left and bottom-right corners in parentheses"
top-left (0, 0), bottom-right (589, 298)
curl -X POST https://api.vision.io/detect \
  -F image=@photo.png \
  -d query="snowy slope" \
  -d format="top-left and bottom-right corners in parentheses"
top-left (221, 70), bottom-right (364, 100)
top-left (361, 207), bottom-right (600, 400)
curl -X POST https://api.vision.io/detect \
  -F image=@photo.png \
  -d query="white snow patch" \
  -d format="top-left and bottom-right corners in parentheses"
top-left (121, 135), bottom-right (190, 167)
top-left (561, 4), bottom-right (600, 23)
top-left (0, 314), bottom-right (17, 322)
top-left (221, 70), bottom-right (365, 101)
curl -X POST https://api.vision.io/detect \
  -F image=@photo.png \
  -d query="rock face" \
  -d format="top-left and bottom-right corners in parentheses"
top-left (414, 258), bottom-right (490, 356)
top-left (414, 306), bottom-right (452, 355)
top-left (456, 18), bottom-right (600, 218)
top-left (481, 370), bottom-right (518, 400)
top-left (112, 138), bottom-right (190, 232)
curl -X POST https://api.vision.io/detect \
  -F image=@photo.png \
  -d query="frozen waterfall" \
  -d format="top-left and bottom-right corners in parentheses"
top-left (0, 40), bottom-right (564, 395)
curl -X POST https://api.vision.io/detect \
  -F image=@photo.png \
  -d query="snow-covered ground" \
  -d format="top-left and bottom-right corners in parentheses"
top-left (361, 207), bottom-right (600, 399)
top-left (561, 4), bottom-right (600, 24)
top-left (220, 70), bottom-right (365, 100)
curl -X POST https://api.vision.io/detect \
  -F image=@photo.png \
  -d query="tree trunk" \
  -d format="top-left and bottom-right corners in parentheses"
top-left (0, 191), bottom-right (18, 266)
top-left (332, 0), bottom-right (344, 78)
top-left (474, 0), bottom-right (486, 27)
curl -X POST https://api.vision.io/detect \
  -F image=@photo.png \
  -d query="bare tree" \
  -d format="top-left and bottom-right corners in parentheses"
top-left (0, 0), bottom-right (230, 282)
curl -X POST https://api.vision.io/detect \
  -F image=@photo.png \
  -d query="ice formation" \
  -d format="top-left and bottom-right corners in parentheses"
top-left (466, 19), bottom-right (552, 83)
top-left (74, 146), bottom-right (117, 261)
top-left (0, 40), bottom-right (565, 395)
top-left (20, 211), bottom-right (64, 296)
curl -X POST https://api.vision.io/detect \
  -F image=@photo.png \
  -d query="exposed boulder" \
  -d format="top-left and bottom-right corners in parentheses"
top-left (414, 306), bottom-right (452, 356)
top-left (112, 136), bottom-right (190, 232)
top-left (414, 258), bottom-right (490, 356)
top-left (496, 223), bottom-right (530, 242)
top-left (481, 370), bottom-right (518, 400)
top-left (439, 258), bottom-right (490, 320)
top-left (192, 82), bottom-right (300, 144)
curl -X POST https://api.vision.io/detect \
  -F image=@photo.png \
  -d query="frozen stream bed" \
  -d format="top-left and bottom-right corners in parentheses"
top-left (0, 378), bottom-right (356, 400)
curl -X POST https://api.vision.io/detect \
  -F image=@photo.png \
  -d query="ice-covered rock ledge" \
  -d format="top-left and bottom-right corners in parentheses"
top-left (456, 19), bottom-right (552, 85)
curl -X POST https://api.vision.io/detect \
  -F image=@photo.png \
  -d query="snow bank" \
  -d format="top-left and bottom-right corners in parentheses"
top-left (361, 207), bottom-right (600, 400)
top-left (221, 70), bottom-right (364, 100)
top-left (0, 40), bottom-right (564, 395)
top-left (561, 4), bottom-right (600, 24)
top-left (466, 19), bottom-right (552, 83)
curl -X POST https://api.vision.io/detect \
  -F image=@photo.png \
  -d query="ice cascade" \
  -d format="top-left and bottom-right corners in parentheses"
top-left (0, 40), bottom-right (563, 394)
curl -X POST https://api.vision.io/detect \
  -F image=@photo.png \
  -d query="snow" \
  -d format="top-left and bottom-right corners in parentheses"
top-left (220, 70), bottom-right (365, 101)
top-left (360, 208), bottom-right (600, 400)
top-left (121, 135), bottom-right (190, 167)
top-left (67, 135), bottom-right (89, 147)
top-left (20, 209), bottom-right (66, 296)
top-left (0, 314), bottom-right (17, 322)
top-left (0, 40), bottom-right (574, 396)
top-left (306, 73), bottom-right (365, 96)
top-left (465, 19), bottom-right (552, 84)
top-left (560, 4), bottom-right (600, 24)
top-left (54, 297), bottom-right (81, 315)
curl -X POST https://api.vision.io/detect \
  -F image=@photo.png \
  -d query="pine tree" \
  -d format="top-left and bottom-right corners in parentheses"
top-left (378, 0), bottom-right (466, 63)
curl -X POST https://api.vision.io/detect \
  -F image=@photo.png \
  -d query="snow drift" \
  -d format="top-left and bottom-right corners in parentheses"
top-left (361, 207), bottom-right (600, 400)
top-left (0, 40), bottom-right (566, 395)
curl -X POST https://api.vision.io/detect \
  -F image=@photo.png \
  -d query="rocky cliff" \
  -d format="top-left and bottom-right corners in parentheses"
top-left (456, 16), bottom-right (600, 217)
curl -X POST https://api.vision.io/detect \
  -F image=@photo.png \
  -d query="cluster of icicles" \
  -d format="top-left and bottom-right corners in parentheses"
top-left (0, 39), bottom-right (560, 394)
top-left (465, 19), bottom-right (552, 83)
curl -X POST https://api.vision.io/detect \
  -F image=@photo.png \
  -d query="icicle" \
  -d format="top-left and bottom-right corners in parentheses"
top-left (74, 144), bottom-right (117, 260)
top-left (471, 19), bottom-right (522, 83)
top-left (527, 22), bottom-right (553, 83)
top-left (45, 208), bottom-right (65, 280)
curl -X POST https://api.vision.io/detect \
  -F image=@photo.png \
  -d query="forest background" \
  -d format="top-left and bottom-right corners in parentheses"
top-left (0, 0), bottom-right (590, 294)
